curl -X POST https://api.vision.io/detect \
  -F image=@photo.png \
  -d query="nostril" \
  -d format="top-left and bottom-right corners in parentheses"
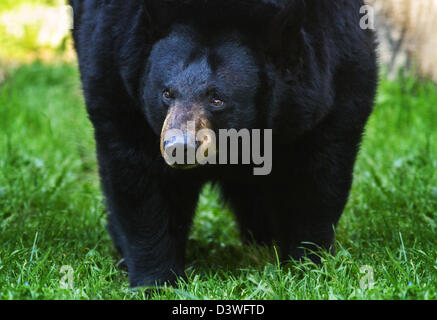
top-left (164, 135), bottom-right (189, 159)
top-left (163, 134), bottom-right (199, 167)
top-left (164, 136), bottom-right (180, 150)
top-left (164, 135), bottom-right (186, 149)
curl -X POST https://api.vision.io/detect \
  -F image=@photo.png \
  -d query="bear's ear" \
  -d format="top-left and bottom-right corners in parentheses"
top-left (267, 0), bottom-right (307, 68)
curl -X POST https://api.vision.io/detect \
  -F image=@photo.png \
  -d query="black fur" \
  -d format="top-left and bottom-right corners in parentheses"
top-left (70, 0), bottom-right (378, 287)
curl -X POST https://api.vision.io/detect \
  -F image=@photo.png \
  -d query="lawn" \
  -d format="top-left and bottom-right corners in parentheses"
top-left (0, 61), bottom-right (435, 300)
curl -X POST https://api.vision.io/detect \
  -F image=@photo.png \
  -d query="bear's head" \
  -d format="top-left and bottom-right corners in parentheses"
top-left (135, 0), bottom-right (306, 169)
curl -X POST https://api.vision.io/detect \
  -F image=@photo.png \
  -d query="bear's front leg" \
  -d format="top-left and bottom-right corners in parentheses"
top-left (275, 127), bottom-right (363, 264)
top-left (280, 203), bottom-right (343, 264)
top-left (101, 157), bottom-right (201, 287)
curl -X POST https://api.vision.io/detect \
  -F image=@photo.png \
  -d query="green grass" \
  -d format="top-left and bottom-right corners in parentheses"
top-left (0, 62), bottom-right (436, 300)
top-left (0, 1), bottom-right (72, 62)
top-left (0, 0), bottom-right (60, 11)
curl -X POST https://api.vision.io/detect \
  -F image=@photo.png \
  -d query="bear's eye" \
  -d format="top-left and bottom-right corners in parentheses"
top-left (211, 98), bottom-right (224, 107)
top-left (162, 90), bottom-right (173, 100)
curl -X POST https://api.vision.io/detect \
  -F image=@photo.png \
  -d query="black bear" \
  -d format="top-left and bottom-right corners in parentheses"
top-left (70, 0), bottom-right (378, 287)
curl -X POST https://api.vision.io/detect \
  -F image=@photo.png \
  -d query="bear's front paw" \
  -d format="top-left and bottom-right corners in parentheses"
top-left (129, 268), bottom-right (186, 288)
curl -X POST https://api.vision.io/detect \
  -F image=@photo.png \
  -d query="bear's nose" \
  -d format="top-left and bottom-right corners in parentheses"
top-left (163, 135), bottom-right (199, 168)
